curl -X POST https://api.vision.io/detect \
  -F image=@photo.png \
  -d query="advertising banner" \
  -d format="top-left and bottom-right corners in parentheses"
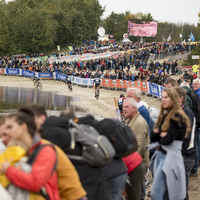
top-left (6, 68), bottom-right (20, 75)
top-left (75, 77), bottom-right (82, 85)
top-left (22, 70), bottom-right (34, 77)
top-left (141, 81), bottom-right (148, 93)
top-left (159, 86), bottom-right (165, 98)
top-left (39, 73), bottom-right (53, 79)
top-left (128, 20), bottom-right (157, 37)
top-left (149, 83), bottom-right (160, 97)
top-left (82, 78), bottom-right (91, 85)
top-left (0, 68), bottom-right (4, 74)
top-left (56, 73), bottom-right (67, 81)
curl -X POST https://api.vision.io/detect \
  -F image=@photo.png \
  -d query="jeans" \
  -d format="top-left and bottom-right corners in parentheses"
top-left (107, 172), bottom-right (127, 200)
top-left (151, 151), bottom-right (169, 200)
top-left (184, 157), bottom-right (195, 200)
top-left (191, 127), bottom-right (199, 173)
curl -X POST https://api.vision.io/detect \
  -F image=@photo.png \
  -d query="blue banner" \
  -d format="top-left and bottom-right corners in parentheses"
top-left (56, 73), bottom-right (67, 81)
top-left (6, 68), bottom-right (20, 75)
top-left (22, 70), bottom-right (35, 77)
top-left (149, 83), bottom-right (160, 97)
top-left (159, 86), bottom-right (165, 98)
top-left (39, 73), bottom-right (53, 79)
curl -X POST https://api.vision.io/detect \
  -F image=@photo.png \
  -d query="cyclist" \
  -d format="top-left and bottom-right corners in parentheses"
top-left (117, 94), bottom-right (126, 114)
top-left (66, 76), bottom-right (72, 91)
top-left (33, 73), bottom-right (39, 88)
top-left (93, 78), bottom-right (101, 97)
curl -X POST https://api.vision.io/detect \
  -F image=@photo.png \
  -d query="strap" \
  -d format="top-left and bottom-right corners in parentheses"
top-left (27, 144), bottom-right (58, 200)
top-left (27, 144), bottom-right (57, 174)
top-left (67, 154), bottom-right (84, 161)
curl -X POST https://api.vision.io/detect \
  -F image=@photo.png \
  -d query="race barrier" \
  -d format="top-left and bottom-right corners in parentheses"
top-left (1, 68), bottom-right (165, 98)
top-left (50, 51), bottom-right (120, 63)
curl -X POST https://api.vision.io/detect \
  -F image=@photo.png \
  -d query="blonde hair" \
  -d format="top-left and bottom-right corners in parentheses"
top-left (155, 88), bottom-right (190, 138)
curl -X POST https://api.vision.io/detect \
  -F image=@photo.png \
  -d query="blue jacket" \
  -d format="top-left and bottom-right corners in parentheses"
top-left (138, 103), bottom-right (150, 135)
top-left (194, 88), bottom-right (200, 98)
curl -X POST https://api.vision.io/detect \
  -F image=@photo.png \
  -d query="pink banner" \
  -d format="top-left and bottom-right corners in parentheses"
top-left (128, 20), bottom-right (157, 37)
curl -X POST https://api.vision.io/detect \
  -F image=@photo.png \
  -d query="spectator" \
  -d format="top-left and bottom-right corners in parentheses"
top-left (122, 98), bottom-right (147, 200)
top-left (174, 87), bottom-right (196, 200)
top-left (165, 79), bottom-right (178, 88)
top-left (158, 72), bottom-right (166, 86)
top-left (150, 88), bottom-right (190, 200)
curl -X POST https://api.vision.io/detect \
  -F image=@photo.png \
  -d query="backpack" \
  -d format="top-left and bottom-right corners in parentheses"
top-left (68, 119), bottom-right (116, 167)
top-left (189, 93), bottom-right (200, 128)
top-left (93, 119), bottom-right (138, 158)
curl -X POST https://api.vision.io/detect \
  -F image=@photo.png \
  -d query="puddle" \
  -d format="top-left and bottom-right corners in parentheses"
top-left (0, 86), bottom-right (86, 116)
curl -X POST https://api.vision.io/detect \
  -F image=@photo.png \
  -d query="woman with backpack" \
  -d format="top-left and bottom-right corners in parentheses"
top-left (149, 88), bottom-right (190, 200)
top-left (0, 110), bottom-right (60, 200)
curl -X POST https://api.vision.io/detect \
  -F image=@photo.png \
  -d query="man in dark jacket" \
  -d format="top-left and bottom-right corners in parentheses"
top-left (151, 70), bottom-right (160, 84)
top-left (180, 82), bottom-right (193, 110)
top-left (174, 87), bottom-right (196, 200)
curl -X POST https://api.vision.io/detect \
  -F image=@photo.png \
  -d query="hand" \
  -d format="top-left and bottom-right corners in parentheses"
top-left (154, 128), bottom-right (159, 133)
top-left (160, 132), bottom-right (168, 137)
top-left (0, 158), bottom-right (12, 175)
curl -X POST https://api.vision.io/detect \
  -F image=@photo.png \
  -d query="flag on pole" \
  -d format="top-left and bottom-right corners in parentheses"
top-left (191, 32), bottom-right (195, 42)
top-left (167, 34), bottom-right (171, 41)
top-left (179, 33), bottom-right (183, 38)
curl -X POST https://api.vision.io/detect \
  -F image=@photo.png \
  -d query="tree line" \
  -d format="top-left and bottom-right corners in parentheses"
top-left (0, 0), bottom-right (199, 56)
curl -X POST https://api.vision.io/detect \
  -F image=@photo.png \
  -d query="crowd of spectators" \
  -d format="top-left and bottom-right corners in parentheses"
top-left (0, 41), bottom-right (193, 87)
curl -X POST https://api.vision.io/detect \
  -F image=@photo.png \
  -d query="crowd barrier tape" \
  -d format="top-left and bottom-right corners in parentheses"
top-left (2, 68), bottom-right (167, 98)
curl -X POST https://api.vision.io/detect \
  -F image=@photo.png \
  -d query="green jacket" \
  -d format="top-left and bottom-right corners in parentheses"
top-left (183, 86), bottom-right (193, 111)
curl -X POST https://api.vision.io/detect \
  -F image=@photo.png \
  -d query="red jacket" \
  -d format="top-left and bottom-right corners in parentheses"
top-left (122, 152), bottom-right (142, 174)
top-left (6, 141), bottom-right (60, 200)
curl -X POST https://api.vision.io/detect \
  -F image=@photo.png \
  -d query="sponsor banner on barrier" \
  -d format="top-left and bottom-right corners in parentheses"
top-left (22, 70), bottom-right (34, 77)
top-left (141, 81), bottom-right (148, 93)
top-left (90, 79), bottom-right (94, 86)
top-left (131, 81), bottom-right (135, 87)
top-left (6, 68), bottom-right (20, 75)
top-left (75, 77), bottom-right (82, 85)
top-left (39, 72), bottom-right (53, 79)
top-left (57, 73), bottom-right (67, 81)
top-left (82, 78), bottom-right (91, 85)
top-left (53, 72), bottom-right (57, 79)
top-left (148, 83), bottom-right (160, 97)
top-left (0, 68), bottom-right (4, 74)
top-left (159, 86), bottom-right (165, 98)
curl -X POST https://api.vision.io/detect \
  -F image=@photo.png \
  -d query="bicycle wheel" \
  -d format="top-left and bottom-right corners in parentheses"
top-left (38, 82), bottom-right (42, 89)
top-left (33, 81), bottom-right (37, 88)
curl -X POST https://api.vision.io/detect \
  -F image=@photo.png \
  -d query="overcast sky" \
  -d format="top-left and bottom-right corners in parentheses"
top-left (99, 0), bottom-right (200, 26)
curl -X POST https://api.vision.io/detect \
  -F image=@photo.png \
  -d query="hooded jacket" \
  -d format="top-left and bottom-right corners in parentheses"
top-left (182, 86), bottom-right (193, 110)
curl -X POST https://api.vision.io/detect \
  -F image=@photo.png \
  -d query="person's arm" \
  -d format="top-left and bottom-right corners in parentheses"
top-left (159, 119), bottom-right (185, 145)
top-left (6, 146), bottom-right (56, 192)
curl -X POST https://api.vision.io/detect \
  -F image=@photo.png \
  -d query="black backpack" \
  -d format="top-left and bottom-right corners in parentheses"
top-left (93, 119), bottom-right (138, 158)
top-left (190, 93), bottom-right (200, 128)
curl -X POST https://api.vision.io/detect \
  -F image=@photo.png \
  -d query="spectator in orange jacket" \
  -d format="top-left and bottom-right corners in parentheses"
top-left (0, 110), bottom-right (60, 200)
